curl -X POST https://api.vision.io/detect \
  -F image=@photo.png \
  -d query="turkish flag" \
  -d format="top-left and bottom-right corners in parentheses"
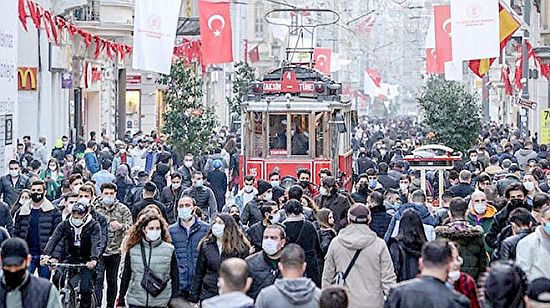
top-left (199, 0), bottom-right (233, 65)
top-left (426, 48), bottom-right (444, 74)
top-left (313, 48), bottom-right (332, 75)
top-left (248, 45), bottom-right (260, 63)
top-left (434, 5), bottom-right (452, 63)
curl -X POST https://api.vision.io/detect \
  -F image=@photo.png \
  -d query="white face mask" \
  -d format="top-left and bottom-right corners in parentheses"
top-left (195, 180), bottom-right (204, 188)
top-left (244, 185), bottom-right (254, 193)
top-left (399, 183), bottom-right (409, 191)
top-left (523, 181), bottom-right (535, 192)
top-left (319, 187), bottom-right (329, 196)
top-left (474, 203), bottom-right (487, 215)
top-left (270, 180), bottom-right (280, 188)
top-left (262, 239), bottom-right (280, 256)
top-left (73, 185), bottom-right (82, 194)
top-left (212, 223), bottom-right (225, 238)
top-left (269, 212), bottom-right (280, 224)
top-left (448, 271), bottom-right (461, 282)
top-left (172, 183), bottom-right (181, 190)
top-left (145, 230), bottom-right (161, 242)
top-left (9, 170), bottom-right (19, 177)
top-left (184, 161), bottom-right (193, 168)
top-left (264, 192), bottom-right (272, 201)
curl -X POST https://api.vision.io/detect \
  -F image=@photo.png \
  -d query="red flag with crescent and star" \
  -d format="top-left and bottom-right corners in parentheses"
top-left (313, 48), bottom-right (332, 75)
top-left (199, 0), bottom-right (233, 65)
top-left (434, 5), bottom-right (452, 64)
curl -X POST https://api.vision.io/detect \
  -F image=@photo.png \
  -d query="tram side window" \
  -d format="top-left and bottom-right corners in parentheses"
top-left (269, 114), bottom-right (287, 156)
top-left (252, 112), bottom-right (264, 157)
top-left (315, 112), bottom-right (324, 158)
top-left (291, 114), bottom-right (309, 156)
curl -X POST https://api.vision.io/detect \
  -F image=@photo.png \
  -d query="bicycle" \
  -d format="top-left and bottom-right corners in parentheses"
top-left (50, 262), bottom-right (98, 308)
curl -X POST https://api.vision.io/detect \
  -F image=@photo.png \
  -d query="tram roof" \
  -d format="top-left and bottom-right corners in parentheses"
top-left (243, 96), bottom-right (352, 112)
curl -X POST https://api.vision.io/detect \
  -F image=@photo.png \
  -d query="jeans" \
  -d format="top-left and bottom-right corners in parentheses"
top-left (103, 254), bottom-right (121, 308)
top-left (77, 268), bottom-right (93, 308)
top-left (28, 255), bottom-right (50, 279)
top-left (94, 259), bottom-right (104, 305)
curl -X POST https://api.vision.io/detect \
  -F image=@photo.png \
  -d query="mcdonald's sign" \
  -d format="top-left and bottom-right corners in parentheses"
top-left (17, 67), bottom-right (38, 90)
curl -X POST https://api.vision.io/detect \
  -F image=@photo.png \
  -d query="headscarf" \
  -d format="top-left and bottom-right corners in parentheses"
top-left (115, 164), bottom-right (132, 184)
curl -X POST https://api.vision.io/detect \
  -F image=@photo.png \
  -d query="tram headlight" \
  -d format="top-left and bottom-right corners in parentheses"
top-left (252, 81), bottom-right (263, 94)
top-left (314, 82), bottom-right (326, 94)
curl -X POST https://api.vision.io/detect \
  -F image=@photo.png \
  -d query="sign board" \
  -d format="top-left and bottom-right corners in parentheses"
top-left (127, 75), bottom-right (142, 85)
top-left (17, 67), bottom-right (38, 90)
top-left (4, 115), bottom-right (12, 146)
top-left (263, 71), bottom-right (315, 94)
top-left (540, 109), bottom-right (550, 144)
top-left (62, 73), bottom-right (73, 89)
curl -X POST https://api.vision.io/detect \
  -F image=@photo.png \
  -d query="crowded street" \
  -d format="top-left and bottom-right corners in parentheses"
top-left (1, 0), bottom-right (550, 308)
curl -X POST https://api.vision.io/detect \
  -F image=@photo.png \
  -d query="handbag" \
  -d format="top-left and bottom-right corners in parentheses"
top-left (140, 243), bottom-right (168, 297)
top-left (331, 249), bottom-right (362, 286)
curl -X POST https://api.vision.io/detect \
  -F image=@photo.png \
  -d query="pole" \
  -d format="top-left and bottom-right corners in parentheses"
top-left (74, 88), bottom-right (82, 140)
top-left (117, 68), bottom-right (127, 140)
top-left (244, 39), bottom-right (248, 63)
top-left (521, 0), bottom-right (531, 100)
top-left (482, 74), bottom-right (490, 121)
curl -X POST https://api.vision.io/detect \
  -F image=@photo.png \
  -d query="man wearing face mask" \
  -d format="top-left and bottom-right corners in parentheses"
top-left (95, 183), bottom-right (132, 308)
top-left (246, 224), bottom-right (286, 300)
top-left (241, 180), bottom-right (272, 227)
top-left (177, 153), bottom-right (195, 189)
top-left (297, 168), bottom-right (319, 199)
top-left (0, 238), bottom-right (62, 308)
top-left (169, 196), bottom-right (209, 302)
top-left (183, 171), bottom-right (217, 222)
top-left (385, 240), bottom-right (470, 308)
top-left (246, 202), bottom-right (280, 253)
top-left (465, 190), bottom-right (497, 253)
top-left (316, 176), bottom-right (351, 232)
top-left (0, 160), bottom-right (31, 208)
top-left (516, 206), bottom-right (550, 281)
top-left (13, 180), bottom-right (62, 279)
top-left (235, 175), bottom-right (258, 212)
top-left (160, 172), bottom-right (185, 224)
top-left (41, 200), bottom-right (101, 308)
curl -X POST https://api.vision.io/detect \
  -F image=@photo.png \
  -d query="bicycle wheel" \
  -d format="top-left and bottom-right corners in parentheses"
top-left (70, 289), bottom-right (78, 308)
top-left (90, 292), bottom-right (98, 308)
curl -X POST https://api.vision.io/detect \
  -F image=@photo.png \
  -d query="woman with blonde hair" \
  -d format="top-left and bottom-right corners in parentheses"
top-left (190, 213), bottom-right (250, 303)
top-left (117, 212), bottom-right (178, 307)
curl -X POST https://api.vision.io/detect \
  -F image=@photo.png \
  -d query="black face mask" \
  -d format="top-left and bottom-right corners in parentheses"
top-left (30, 193), bottom-right (44, 203)
top-left (358, 184), bottom-right (369, 193)
top-left (510, 198), bottom-right (528, 210)
top-left (3, 268), bottom-right (27, 289)
top-left (231, 214), bottom-right (240, 224)
top-left (300, 180), bottom-right (310, 187)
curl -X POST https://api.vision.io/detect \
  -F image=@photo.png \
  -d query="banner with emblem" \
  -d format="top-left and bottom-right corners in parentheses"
top-left (132, 0), bottom-right (182, 74)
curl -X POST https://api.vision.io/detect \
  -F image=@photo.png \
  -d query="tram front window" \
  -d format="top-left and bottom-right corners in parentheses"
top-left (291, 114), bottom-right (309, 155)
top-left (269, 114), bottom-right (287, 156)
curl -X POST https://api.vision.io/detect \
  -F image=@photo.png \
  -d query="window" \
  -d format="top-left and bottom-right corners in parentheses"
top-left (290, 114), bottom-right (309, 155)
top-left (269, 114), bottom-right (287, 156)
top-left (315, 112), bottom-right (325, 158)
top-left (249, 112), bottom-right (264, 158)
top-left (254, 3), bottom-right (265, 38)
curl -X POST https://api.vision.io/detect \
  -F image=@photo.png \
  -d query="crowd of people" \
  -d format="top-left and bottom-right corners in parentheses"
top-left (0, 120), bottom-right (549, 308)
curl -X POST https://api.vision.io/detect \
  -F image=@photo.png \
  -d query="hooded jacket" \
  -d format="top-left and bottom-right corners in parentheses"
top-left (14, 199), bottom-right (62, 253)
top-left (43, 214), bottom-right (101, 262)
top-left (435, 220), bottom-right (488, 280)
top-left (466, 204), bottom-right (497, 253)
top-left (384, 203), bottom-right (438, 241)
top-left (202, 291), bottom-right (254, 308)
top-left (255, 278), bottom-right (321, 308)
top-left (514, 148), bottom-right (538, 169)
top-left (322, 223), bottom-right (396, 308)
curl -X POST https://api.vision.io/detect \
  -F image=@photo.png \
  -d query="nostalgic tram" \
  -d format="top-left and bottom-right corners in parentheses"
top-left (240, 9), bottom-right (354, 190)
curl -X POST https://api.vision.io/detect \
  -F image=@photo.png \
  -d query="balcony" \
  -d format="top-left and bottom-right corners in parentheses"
top-left (72, 0), bottom-right (133, 38)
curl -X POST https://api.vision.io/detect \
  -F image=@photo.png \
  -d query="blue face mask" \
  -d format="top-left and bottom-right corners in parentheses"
top-left (178, 207), bottom-right (193, 221)
top-left (369, 179), bottom-right (377, 188)
top-left (544, 222), bottom-right (550, 236)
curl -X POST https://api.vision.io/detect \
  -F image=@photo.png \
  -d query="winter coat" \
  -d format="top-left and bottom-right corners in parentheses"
top-left (316, 192), bottom-right (351, 232)
top-left (448, 183), bottom-right (474, 199)
top-left (207, 169), bottom-right (228, 212)
top-left (246, 251), bottom-right (281, 300)
top-left (90, 209), bottom-right (109, 256)
top-left (202, 292), bottom-right (254, 308)
top-left (0, 201), bottom-right (13, 235)
top-left (159, 185), bottom-right (183, 225)
top-left (190, 238), bottom-right (249, 302)
top-left (123, 183), bottom-right (144, 210)
top-left (385, 276), bottom-right (470, 308)
top-left (496, 174), bottom-right (520, 196)
top-left (0, 273), bottom-right (56, 308)
top-left (318, 228), bottom-right (336, 259)
top-left (378, 173), bottom-right (399, 190)
top-left (255, 278), bottom-right (321, 308)
top-left (43, 215), bottom-right (101, 262)
top-left (516, 226), bottom-right (550, 281)
top-left (176, 166), bottom-right (194, 189)
top-left (369, 205), bottom-right (392, 238)
top-left (284, 218), bottom-right (322, 287)
top-left (384, 203), bottom-right (438, 241)
top-left (515, 148), bottom-right (538, 169)
top-left (84, 149), bottom-right (100, 175)
top-left (182, 186), bottom-right (217, 221)
top-left (169, 218), bottom-right (210, 292)
top-left (151, 163), bottom-right (170, 193)
top-left (435, 220), bottom-right (488, 280)
top-left (486, 203), bottom-right (534, 250)
top-left (465, 204), bottom-right (497, 253)
top-left (241, 198), bottom-right (265, 227)
top-left (322, 223), bottom-right (396, 308)
top-left (95, 200), bottom-right (133, 256)
top-left (0, 174), bottom-right (31, 207)
top-left (14, 199), bottom-right (62, 254)
top-left (350, 191), bottom-right (368, 204)
top-left (246, 221), bottom-right (266, 253)
top-left (498, 229), bottom-right (531, 261)
top-left (387, 238), bottom-right (422, 282)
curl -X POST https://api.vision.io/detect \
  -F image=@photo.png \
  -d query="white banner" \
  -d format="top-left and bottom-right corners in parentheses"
top-left (425, 16), bottom-right (435, 49)
top-left (0, 0), bottom-right (17, 173)
top-left (133, 0), bottom-right (182, 74)
top-left (451, 0), bottom-right (499, 61)
top-left (444, 61), bottom-right (463, 81)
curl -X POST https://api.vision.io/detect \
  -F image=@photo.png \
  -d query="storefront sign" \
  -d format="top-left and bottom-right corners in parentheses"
top-left (62, 73), bottom-right (72, 89)
top-left (4, 114), bottom-right (12, 145)
top-left (127, 75), bottom-right (142, 85)
top-left (17, 67), bottom-right (38, 90)
top-left (540, 109), bottom-right (550, 144)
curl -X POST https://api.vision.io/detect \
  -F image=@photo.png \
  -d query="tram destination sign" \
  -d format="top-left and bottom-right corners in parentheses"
top-left (263, 71), bottom-right (316, 94)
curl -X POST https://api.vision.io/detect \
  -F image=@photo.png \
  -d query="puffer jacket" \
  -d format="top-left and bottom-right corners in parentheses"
top-left (316, 191), bottom-right (351, 232)
top-left (384, 203), bottom-right (438, 241)
top-left (387, 238), bottom-right (422, 282)
top-left (84, 149), bottom-right (100, 175)
top-left (0, 174), bottom-right (31, 207)
top-left (322, 223), bottom-right (396, 308)
top-left (435, 220), bottom-right (488, 280)
top-left (14, 199), bottom-right (62, 253)
top-left (246, 251), bottom-right (281, 300)
top-left (190, 238), bottom-right (249, 302)
top-left (95, 199), bottom-right (133, 256)
top-left (465, 204), bottom-right (497, 253)
top-left (169, 218), bottom-right (209, 292)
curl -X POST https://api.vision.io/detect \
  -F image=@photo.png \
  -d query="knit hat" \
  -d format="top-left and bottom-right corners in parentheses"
top-left (273, 186), bottom-right (285, 201)
top-left (257, 180), bottom-right (272, 196)
top-left (348, 204), bottom-right (370, 224)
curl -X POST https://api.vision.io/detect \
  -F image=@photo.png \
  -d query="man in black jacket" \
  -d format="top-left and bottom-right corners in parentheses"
top-left (246, 224), bottom-right (286, 299)
top-left (123, 171), bottom-right (148, 211)
top-left (131, 181), bottom-right (168, 221)
top-left (159, 172), bottom-right (184, 224)
top-left (448, 170), bottom-right (474, 199)
top-left (367, 191), bottom-right (392, 239)
top-left (246, 203), bottom-right (279, 253)
top-left (316, 176), bottom-right (351, 232)
top-left (41, 200), bottom-right (101, 308)
top-left (497, 208), bottom-right (532, 261)
top-left (385, 239), bottom-right (470, 308)
top-left (0, 160), bottom-right (31, 207)
top-left (377, 163), bottom-right (399, 191)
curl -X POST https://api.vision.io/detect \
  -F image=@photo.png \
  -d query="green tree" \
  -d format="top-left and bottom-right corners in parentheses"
top-left (418, 76), bottom-right (481, 153)
top-left (227, 61), bottom-right (256, 115)
top-left (159, 59), bottom-right (218, 156)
